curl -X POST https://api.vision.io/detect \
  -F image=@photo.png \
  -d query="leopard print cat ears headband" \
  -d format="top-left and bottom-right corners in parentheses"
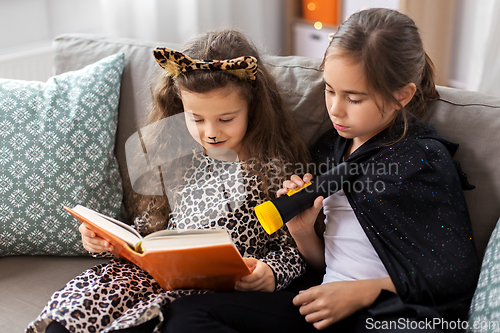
top-left (153, 47), bottom-right (258, 81)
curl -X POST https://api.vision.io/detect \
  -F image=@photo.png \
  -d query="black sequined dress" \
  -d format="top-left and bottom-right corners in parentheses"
top-left (310, 114), bottom-right (480, 321)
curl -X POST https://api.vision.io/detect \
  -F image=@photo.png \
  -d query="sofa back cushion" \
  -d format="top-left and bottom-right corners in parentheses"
top-left (53, 34), bottom-right (500, 258)
top-left (422, 87), bottom-right (500, 257)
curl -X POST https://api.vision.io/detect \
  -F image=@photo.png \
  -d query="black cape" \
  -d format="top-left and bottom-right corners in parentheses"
top-left (310, 115), bottom-right (480, 321)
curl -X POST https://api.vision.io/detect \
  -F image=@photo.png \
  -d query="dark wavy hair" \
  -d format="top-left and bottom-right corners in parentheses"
top-left (323, 8), bottom-right (440, 139)
top-left (127, 29), bottom-right (309, 225)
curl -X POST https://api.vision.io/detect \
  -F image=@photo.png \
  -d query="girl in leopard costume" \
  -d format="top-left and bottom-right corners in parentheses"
top-left (27, 29), bottom-right (309, 333)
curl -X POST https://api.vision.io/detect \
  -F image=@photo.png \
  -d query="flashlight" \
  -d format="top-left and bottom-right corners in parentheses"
top-left (255, 162), bottom-right (355, 234)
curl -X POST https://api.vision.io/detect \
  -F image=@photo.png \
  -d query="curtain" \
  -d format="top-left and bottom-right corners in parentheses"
top-left (465, 0), bottom-right (500, 97)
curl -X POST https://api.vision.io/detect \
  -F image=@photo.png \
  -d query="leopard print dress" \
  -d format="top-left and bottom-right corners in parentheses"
top-left (27, 152), bottom-right (305, 333)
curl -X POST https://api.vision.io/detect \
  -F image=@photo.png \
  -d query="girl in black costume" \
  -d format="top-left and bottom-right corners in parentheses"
top-left (164, 8), bottom-right (480, 332)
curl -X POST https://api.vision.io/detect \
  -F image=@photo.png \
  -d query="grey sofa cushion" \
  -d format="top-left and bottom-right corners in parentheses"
top-left (422, 87), bottom-right (500, 257)
top-left (264, 55), bottom-right (332, 147)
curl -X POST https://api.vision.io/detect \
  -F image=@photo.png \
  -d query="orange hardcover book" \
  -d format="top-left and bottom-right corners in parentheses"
top-left (64, 205), bottom-right (251, 291)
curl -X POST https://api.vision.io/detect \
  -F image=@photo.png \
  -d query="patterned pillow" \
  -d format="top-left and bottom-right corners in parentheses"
top-left (468, 217), bottom-right (500, 332)
top-left (0, 53), bottom-right (125, 256)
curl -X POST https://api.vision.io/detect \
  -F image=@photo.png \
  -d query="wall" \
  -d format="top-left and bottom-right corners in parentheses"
top-left (448, 0), bottom-right (484, 91)
top-left (0, 0), bottom-right (103, 48)
top-left (0, 0), bottom-right (103, 81)
top-left (0, 0), bottom-right (285, 60)
top-left (0, 0), bottom-right (286, 82)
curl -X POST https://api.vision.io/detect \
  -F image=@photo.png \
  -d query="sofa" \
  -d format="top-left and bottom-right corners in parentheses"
top-left (0, 33), bottom-right (499, 333)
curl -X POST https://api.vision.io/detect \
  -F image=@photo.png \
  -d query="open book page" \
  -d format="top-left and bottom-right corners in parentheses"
top-left (141, 229), bottom-right (234, 252)
top-left (68, 206), bottom-right (237, 254)
top-left (70, 205), bottom-right (142, 249)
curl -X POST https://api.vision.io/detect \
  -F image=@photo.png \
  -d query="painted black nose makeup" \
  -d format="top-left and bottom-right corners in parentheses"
top-left (208, 137), bottom-right (217, 142)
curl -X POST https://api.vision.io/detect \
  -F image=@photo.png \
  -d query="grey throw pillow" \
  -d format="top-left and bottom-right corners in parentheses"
top-left (0, 53), bottom-right (125, 255)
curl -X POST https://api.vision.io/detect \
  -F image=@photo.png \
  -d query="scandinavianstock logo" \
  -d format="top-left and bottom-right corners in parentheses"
top-left (270, 158), bottom-right (399, 194)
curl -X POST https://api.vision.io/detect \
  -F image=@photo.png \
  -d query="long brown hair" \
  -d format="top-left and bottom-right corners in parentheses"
top-left (128, 29), bottom-right (309, 226)
top-left (323, 8), bottom-right (439, 139)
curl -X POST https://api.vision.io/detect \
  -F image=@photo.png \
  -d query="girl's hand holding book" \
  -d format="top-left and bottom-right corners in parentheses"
top-left (234, 258), bottom-right (275, 292)
top-left (79, 223), bottom-right (113, 253)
